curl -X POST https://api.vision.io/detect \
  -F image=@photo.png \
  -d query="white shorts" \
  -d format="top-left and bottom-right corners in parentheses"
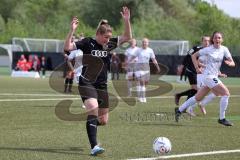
top-left (126, 71), bottom-right (135, 77)
top-left (202, 75), bottom-right (222, 89)
top-left (135, 63), bottom-right (150, 81)
top-left (197, 74), bottom-right (204, 89)
top-left (135, 70), bottom-right (150, 81)
top-left (74, 75), bottom-right (80, 84)
top-left (126, 63), bottom-right (137, 79)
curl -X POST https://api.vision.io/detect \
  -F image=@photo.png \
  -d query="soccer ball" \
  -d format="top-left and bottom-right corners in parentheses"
top-left (153, 137), bottom-right (171, 154)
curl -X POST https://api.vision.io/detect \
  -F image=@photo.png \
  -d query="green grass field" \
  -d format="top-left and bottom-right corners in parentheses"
top-left (0, 74), bottom-right (240, 160)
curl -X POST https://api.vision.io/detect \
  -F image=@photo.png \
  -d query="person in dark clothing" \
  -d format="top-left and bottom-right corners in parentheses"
top-left (63, 53), bottom-right (74, 93)
top-left (63, 7), bottom-right (132, 156)
top-left (175, 48), bottom-right (200, 104)
top-left (40, 56), bottom-right (46, 78)
top-left (110, 52), bottom-right (120, 80)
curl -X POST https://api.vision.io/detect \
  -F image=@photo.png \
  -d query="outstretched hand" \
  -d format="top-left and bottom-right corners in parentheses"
top-left (120, 6), bottom-right (130, 21)
top-left (71, 16), bottom-right (79, 32)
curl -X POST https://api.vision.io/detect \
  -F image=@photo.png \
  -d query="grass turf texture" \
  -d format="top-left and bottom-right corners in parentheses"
top-left (0, 75), bottom-right (240, 160)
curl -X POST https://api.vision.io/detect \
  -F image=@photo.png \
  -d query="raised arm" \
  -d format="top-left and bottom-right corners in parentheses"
top-left (119, 7), bottom-right (132, 44)
top-left (64, 17), bottom-right (79, 51)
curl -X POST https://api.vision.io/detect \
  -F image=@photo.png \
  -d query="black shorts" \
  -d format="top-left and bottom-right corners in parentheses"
top-left (78, 77), bottom-right (109, 108)
top-left (185, 71), bottom-right (197, 85)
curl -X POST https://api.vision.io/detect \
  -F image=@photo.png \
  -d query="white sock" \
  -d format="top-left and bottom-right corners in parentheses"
top-left (137, 85), bottom-right (141, 99)
top-left (142, 86), bottom-right (146, 99)
top-left (200, 93), bottom-right (216, 107)
top-left (139, 86), bottom-right (144, 98)
top-left (127, 81), bottom-right (132, 95)
top-left (219, 96), bottom-right (229, 120)
top-left (179, 96), bottom-right (197, 112)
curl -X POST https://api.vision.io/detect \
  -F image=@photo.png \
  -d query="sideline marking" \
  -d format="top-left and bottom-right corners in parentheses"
top-left (1, 93), bottom-right (240, 98)
top-left (127, 149), bottom-right (240, 160)
top-left (0, 98), bottom-right (80, 102)
top-left (1, 93), bottom-right (240, 102)
top-left (0, 93), bottom-right (77, 97)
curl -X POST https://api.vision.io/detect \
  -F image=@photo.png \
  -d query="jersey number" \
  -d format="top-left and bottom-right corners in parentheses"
top-left (213, 78), bottom-right (218, 84)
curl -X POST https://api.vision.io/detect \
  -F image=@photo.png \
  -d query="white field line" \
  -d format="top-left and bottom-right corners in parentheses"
top-left (1, 93), bottom-right (240, 98)
top-left (0, 98), bottom-right (80, 102)
top-left (127, 149), bottom-right (240, 160)
top-left (0, 93), bottom-right (77, 97)
top-left (1, 93), bottom-right (240, 102)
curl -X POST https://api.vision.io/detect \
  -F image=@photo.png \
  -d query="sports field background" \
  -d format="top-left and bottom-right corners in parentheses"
top-left (0, 70), bottom-right (240, 160)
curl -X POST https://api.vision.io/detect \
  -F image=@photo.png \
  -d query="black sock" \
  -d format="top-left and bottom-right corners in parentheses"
top-left (64, 78), bottom-right (69, 92)
top-left (68, 79), bottom-right (73, 92)
top-left (65, 78), bottom-right (69, 84)
top-left (97, 120), bottom-right (101, 126)
top-left (177, 89), bottom-right (192, 97)
top-left (187, 89), bottom-right (197, 99)
top-left (86, 115), bottom-right (98, 149)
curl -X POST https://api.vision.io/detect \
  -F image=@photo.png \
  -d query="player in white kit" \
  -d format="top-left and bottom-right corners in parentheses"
top-left (67, 49), bottom-right (86, 108)
top-left (124, 38), bottom-right (139, 96)
top-left (175, 31), bottom-right (235, 126)
top-left (67, 49), bottom-right (83, 84)
top-left (134, 38), bottom-right (160, 103)
top-left (187, 50), bottom-right (226, 115)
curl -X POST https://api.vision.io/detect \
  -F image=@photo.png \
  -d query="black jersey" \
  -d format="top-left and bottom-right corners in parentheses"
top-left (182, 45), bottom-right (203, 74)
top-left (75, 37), bottom-right (118, 84)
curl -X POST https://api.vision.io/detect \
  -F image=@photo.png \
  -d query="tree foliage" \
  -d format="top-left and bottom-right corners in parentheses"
top-left (0, 0), bottom-right (239, 55)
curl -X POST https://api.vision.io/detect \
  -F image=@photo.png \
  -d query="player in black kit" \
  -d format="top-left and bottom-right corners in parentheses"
top-left (64, 7), bottom-right (132, 156)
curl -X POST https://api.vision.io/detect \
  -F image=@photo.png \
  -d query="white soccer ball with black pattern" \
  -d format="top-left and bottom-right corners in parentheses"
top-left (153, 137), bottom-right (171, 154)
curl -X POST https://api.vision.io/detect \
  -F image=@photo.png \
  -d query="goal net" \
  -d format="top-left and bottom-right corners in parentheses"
top-left (12, 37), bottom-right (64, 52)
top-left (116, 40), bottom-right (189, 55)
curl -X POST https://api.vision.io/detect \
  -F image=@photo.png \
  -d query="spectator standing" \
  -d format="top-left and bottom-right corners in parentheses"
top-left (110, 52), bottom-right (120, 80)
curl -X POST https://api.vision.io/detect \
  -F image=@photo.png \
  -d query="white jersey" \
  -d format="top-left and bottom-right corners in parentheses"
top-left (135, 47), bottom-right (155, 64)
top-left (125, 46), bottom-right (139, 63)
top-left (199, 45), bottom-right (232, 76)
top-left (134, 47), bottom-right (155, 79)
top-left (68, 49), bottom-right (83, 77)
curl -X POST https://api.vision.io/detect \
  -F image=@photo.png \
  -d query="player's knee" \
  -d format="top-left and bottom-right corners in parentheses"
top-left (195, 95), bottom-right (202, 102)
top-left (224, 90), bottom-right (230, 96)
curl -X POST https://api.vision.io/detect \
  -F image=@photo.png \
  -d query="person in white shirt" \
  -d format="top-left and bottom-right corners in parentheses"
top-left (133, 38), bottom-right (160, 103)
top-left (67, 49), bottom-right (83, 84)
top-left (187, 46), bottom-right (228, 116)
top-left (175, 31), bottom-right (235, 126)
top-left (124, 38), bottom-right (139, 96)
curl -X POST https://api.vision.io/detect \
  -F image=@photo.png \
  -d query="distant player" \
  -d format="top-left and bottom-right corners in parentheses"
top-left (175, 31), bottom-right (235, 126)
top-left (63, 53), bottom-right (74, 93)
top-left (134, 38), bottom-right (160, 103)
top-left (67, 49), bottom-right (83, 84)
top-left (124, 38), bottom-right (139, 96)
